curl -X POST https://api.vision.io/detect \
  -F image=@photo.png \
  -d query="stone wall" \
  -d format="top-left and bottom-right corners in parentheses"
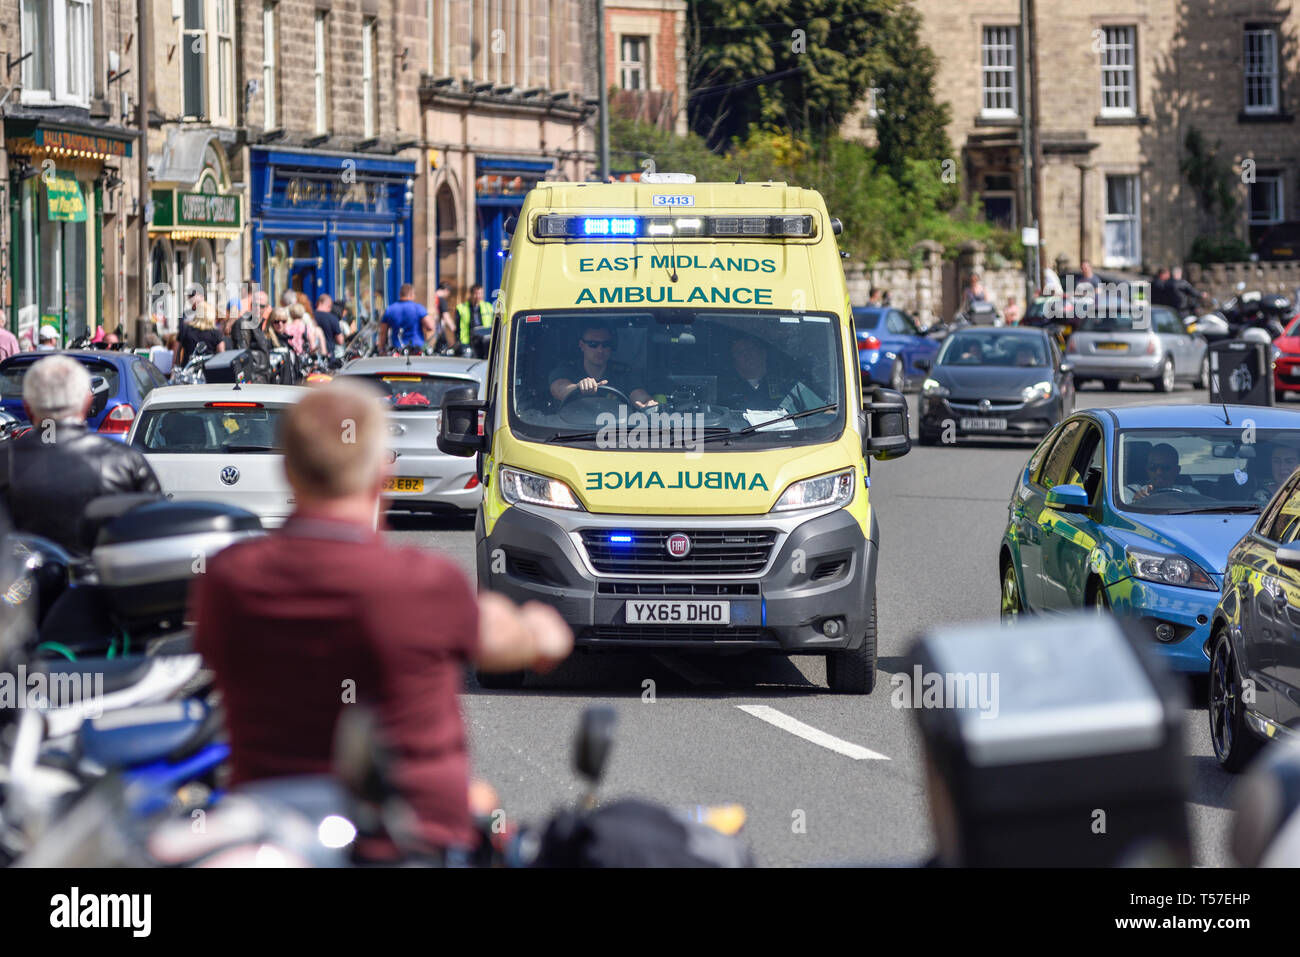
top-left (1185, 261), bottom-right (1300, 305)
top-left (845, 241), bottom-right (1027, 328)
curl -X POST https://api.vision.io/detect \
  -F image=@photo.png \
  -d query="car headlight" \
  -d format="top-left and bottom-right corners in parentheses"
top-left (498, 467), bottom-right (584, 510)
top-left (1125, 547), bottom-right (1217, 590)
top-left (771, 468), bottom-right (855, 512)
top-left (1021, 380), bottom-right (1053, 403)
top-left (922, 378), bottom-right (949, 397)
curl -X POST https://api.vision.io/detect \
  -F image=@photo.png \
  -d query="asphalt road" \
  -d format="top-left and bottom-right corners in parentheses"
top-left (385, 379), bottom-right (1243, 866)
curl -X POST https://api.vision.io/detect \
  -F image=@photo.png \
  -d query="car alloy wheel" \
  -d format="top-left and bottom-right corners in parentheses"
top-left (1000, 563), bottom-right (1022, 621)
top-left (890, 359), bottom-right (904, 393)
top-left (1156, 357), bottom-right (1175, 393)
top-left (1209, 632), bottom-right (1263, 773)
top-left (1198, 355), bottom-right (1210, 390)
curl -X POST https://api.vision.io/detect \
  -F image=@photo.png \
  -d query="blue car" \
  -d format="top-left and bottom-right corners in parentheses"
top-left (0, 350), bottom-right (170, 441)
top-left (853, 306), bottom-right (941, 393)
top-left (999, 404), bottom-right (1300, 673)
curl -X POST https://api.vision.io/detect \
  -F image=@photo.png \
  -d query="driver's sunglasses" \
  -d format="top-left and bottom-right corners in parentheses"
top-left (581, 338), bottom-right (613, 349)
top-left (1149, 462), bottom-right (1177, 472)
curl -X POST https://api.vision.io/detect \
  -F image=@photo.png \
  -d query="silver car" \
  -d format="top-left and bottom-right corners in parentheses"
top-left (1065, 304), bottom-right (1209, 392)
top-left (338, 355), bottom-right (488, 514)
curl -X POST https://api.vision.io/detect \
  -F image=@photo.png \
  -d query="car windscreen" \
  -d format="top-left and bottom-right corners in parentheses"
top-left (353, 373), bottom-right (477, 410)
top-left (0, 358), bottom-right (121, 399)
top-left (507, 309), bottom-right (845, 449)
top-left (133, 406), bottom-right (288, 453)
top-left (937, 332), bottom-right (1047, 367)
top-left (1075, 306), bottom-right (1148, 333)
top-left (1115, 428), bottom-right (1300, 513)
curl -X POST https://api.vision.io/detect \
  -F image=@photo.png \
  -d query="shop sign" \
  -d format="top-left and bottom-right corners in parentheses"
top-left (46, 174), bottom-right (87, 222)
top-left (152, 189), bottom-right (241, 229)
top-left (279, 175), bottom-right (389, 213)
top-left (34, 128), bottom-right (132, 157)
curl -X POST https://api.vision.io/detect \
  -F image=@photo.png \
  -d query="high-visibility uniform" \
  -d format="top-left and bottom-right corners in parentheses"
top-left (456, 300), bottom-right (494, 343)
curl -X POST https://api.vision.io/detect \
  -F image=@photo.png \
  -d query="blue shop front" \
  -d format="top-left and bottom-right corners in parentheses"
top-left (475, 157), bottom-right (554, 297)
top-left (250, 147), bottom-right (415, 326)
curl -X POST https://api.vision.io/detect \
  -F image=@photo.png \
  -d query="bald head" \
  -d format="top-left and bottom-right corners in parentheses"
top-left (281, 378), bottom-right (388, 500)
top-left (23, 355), bottom-right (92, 424)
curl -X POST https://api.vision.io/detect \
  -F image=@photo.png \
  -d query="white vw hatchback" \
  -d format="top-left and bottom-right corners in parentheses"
top-left (128, 384), bottom-right (307, 527)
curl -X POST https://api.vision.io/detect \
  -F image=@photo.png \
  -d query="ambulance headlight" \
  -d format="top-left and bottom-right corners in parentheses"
top-left (922, 378), bottom-right (949, 397)
top-left (499, 467), bottom-right (584, 511)
top-left (771, 469), bottom-right (855, 512)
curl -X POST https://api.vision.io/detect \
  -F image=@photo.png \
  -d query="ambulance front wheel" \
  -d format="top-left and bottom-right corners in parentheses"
top-left (825, 597), bottom-right (878, 694)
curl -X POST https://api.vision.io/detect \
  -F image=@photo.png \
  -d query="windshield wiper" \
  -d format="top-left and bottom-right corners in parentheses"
top-left (221, 444), bottom-right (279, 452)
top-left (546, 427), bottom-right (732, 443)
top-left (1164, 504), bottom-right (1263, 514)
top-left (699, 404), bottom-right (839, 444)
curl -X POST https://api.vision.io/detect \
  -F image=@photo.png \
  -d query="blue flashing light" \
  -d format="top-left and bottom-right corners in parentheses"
top-left (761, 597), bottom-right (767, 627)
top-left (609, 534), bottom-right (633, 544)
top-left (581, 217), bottom-right (638, 237)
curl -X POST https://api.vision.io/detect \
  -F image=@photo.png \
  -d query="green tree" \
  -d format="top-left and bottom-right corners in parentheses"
top-left (872, 4), bottom-right (953, 188)
top-left (687, 0), bottom-right (895, 149)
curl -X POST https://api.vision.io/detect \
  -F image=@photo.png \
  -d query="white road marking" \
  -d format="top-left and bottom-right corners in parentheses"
top-left (736, 704), bottom-right (889, 760)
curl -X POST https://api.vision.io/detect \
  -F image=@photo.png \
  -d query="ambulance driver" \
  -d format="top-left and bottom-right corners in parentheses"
top-left (548, 321), bottom-right (658, 409)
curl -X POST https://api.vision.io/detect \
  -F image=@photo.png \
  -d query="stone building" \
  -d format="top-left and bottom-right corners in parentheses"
top-left (907, 0), bottom-right (1299, 275)
top-left (1, 0), bottom-right (146, 345)
top-left (414, 0), bottom-right (597, 304)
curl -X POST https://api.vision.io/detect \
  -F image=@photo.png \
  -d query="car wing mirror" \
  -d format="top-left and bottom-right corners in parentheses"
top-left (437, 386), bottom-right (487, 457)
top-left (89, 375), bottom-right (111, 417)
top-left (1045, 483), bottom-right (1090, 512)
top-left (863, 386), bottom-right (911, 460)
top-left (1276, 543), bottom-right (1300, 569)
top-left (915, 357), bottom-right (931, 372)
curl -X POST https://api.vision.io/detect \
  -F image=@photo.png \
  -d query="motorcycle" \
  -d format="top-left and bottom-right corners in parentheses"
top-left (1220, 282), bottom-right (1294, 339)
top-left (169, 341), bottom-right (215, 385)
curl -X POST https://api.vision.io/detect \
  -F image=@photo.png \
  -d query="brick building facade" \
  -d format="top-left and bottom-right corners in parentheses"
top-left (907, 0), bottom-right (1299, 275)
top-left (605, 0), bottom-right (687, 136)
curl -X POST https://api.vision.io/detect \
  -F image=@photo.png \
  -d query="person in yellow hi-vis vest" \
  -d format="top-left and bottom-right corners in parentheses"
top-left (455, 284), bottom-right (495, 356)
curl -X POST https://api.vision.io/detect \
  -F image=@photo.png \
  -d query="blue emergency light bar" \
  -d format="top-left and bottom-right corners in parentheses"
top-left (532, 213), bottom-right (816, 241)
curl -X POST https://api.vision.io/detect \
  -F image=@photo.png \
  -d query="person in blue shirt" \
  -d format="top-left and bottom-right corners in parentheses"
top-left (378, 284), bottom-right (428, 353)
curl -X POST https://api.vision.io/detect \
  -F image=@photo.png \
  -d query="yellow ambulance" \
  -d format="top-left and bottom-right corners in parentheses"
top-left (438, 173), bottom-right (910, 693)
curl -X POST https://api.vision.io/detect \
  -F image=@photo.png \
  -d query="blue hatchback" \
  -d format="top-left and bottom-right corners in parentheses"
top-left (853, 306), bottom-right (941, 392)
top-left (998, 404), bottom-right (1300, 673)
top-left (0, 350), bottom-right (170, 441)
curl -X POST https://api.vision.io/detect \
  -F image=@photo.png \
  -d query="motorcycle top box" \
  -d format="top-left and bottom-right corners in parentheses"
top-left (91, 499), bottom-right (264, 626)
top-left (911, 613), bottom-right (1190, 867)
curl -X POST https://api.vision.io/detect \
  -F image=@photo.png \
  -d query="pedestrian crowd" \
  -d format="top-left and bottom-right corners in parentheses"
top-left (0, 280), bottom-right (493, 364)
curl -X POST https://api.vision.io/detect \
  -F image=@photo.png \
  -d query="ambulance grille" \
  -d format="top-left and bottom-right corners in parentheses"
top-left (578, 529), bottom-right (777, 576)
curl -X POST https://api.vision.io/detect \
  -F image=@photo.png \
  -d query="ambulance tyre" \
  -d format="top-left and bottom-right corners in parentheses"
top-left (476, 668), bottom-right (526, 690)
top-left (826, 597), bottom-right (878, 694)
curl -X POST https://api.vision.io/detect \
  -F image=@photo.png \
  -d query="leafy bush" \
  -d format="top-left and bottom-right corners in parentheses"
top-left (1187, 234), bottom-right (1253, 265)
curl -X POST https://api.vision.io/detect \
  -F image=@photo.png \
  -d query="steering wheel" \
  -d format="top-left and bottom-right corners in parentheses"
top-left (561, 383), bottom-right (634, 408)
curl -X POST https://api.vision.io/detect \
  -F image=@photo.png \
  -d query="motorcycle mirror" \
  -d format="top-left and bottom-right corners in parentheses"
top-left (574, 705), bottom-right (617, 785)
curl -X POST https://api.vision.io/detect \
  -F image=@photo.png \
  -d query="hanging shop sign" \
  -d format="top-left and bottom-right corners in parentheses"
top-left (46, 173), bottom-right (87, 222)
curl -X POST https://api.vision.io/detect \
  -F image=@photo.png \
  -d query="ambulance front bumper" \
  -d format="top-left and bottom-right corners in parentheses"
top-left (477, 502), bottom-right (877, 653)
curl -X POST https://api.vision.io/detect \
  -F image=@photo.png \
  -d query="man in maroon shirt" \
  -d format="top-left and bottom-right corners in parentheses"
top-left (192, 378), bottom-right (571, 852)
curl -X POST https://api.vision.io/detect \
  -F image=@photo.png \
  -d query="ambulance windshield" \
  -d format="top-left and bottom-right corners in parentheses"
top-left (508, 309), bottom-right (845, 449)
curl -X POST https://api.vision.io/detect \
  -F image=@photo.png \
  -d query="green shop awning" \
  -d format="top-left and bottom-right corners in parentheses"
top-left (46, 173), bottom-right (86, 222)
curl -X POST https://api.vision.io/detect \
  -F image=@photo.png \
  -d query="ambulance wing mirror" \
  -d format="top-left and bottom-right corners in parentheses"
top-left (863, 386), bottom-right (911, 460)
top-left (438, 385), bottom-right (488, 456)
